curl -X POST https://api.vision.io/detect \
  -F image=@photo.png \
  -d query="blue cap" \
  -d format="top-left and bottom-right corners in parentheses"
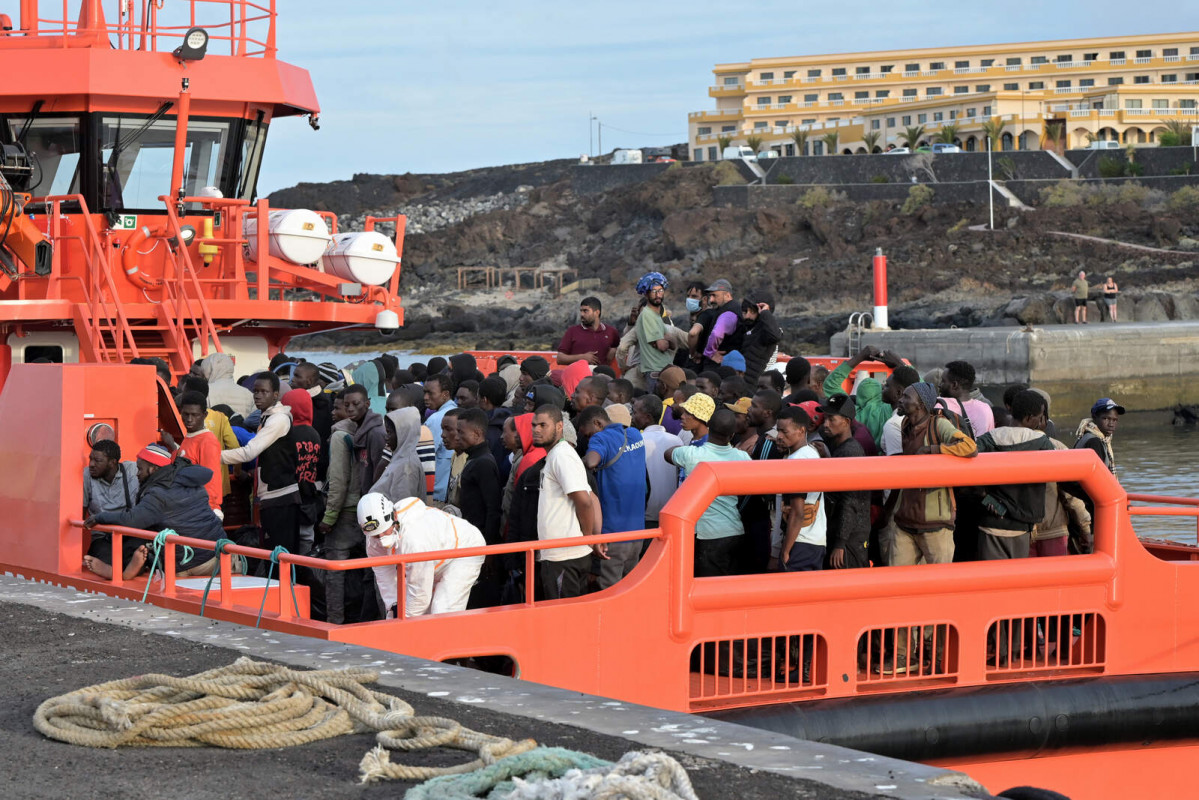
top-left (1091, 397), bottom-right (1125, 416)
top-left (723, 350), bottom-right (746, 372)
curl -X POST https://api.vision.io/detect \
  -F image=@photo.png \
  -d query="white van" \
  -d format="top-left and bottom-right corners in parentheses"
top-left (722, 145), bottom-right (756, 160)
top-left (612, 149), bottom-right (643, 164)
top-left (1088, 140), bottom-right (1120, 149)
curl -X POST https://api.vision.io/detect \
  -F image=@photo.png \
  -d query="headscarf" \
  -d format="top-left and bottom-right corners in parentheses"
top-left (449, 353), bottom-right (478, 384)
top-left (281, 388), bottom-right (313, 425)
top-left (528, 384), bottom-right (566, 410)
top-left (351, 361), bottom-right (387, 415)
top-left (911, 381), bottom-right (939, 415)
top-left (372, 408), bottom-right (425, 501)
top-left (854, 378), bottom-right (891, 447)
top-left (636, 271), bottom-right (669, 295)
top-left (513, 414), bottom-right (547, 481)
top-left (561, 360), bottom-right (591, 398)
top-left (317, 362), bottom-right (341, 385)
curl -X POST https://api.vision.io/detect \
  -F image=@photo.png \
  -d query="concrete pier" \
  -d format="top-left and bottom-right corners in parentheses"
top-left (830, 321), bottom-right (1199, 424)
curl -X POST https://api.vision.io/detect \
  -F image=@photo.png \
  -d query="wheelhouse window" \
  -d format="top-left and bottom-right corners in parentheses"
top-left (99, 115), bottom-right (237, 211)
top-left (2, 116), bottom-right (83, 196)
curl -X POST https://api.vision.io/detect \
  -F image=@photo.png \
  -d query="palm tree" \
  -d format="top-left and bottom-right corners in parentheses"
top-left (790, 129), bottom-right (810, 156)
top-left (900, 125), bottom-right (926, 148)
top-left (717, 135), bottom-right (732, 151)
top-left (822, 131), bottom-right (840, 154)
top-left (981, 116), bottom-right (1008, 150)
top-left (862, 130), bottom-right (882, 153)
top-left (1041, 120), bottom-right (1066, 154)
top-left (936, 122), bottom-right (959, 145)
top-left (746, 134), bottom-right (764, 153)
top-left (1158, 119), bottom-right (1192, 147)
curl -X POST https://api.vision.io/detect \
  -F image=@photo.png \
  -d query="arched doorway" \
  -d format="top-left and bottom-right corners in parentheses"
top-left (965, 136), bottom-right (977, 151)
top-left (1000, 132), bottom-right (1014, 151)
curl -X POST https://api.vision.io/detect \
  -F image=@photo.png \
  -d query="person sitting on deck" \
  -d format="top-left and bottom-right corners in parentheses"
top-left (84, 443), bottom-right (224, 580)
top-left (82, 439), bottom-right (140, 577)
top-left (356, 493), bottom-right (486, 618)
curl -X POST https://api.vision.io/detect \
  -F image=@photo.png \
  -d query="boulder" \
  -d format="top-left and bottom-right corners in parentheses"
top-left (1173, 294), bottom-right (1199, 321)
top-left (1008, 294), bottom-right (1057, 325)
top-left (1133, 295), bottom-right (1170, 322)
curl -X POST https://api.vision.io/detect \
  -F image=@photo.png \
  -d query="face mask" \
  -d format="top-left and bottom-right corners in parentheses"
top-left (685, 297), bottom-right (701, 313)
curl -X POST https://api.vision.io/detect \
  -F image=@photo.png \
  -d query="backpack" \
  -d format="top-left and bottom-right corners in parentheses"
top-left (932, 398), bottom-right (975, 442)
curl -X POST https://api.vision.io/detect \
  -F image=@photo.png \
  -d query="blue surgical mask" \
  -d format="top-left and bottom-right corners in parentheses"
top-left (685, 297), bottom-right (701, 313)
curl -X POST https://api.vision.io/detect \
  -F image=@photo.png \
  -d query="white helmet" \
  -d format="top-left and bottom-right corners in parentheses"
top-left (357, 493), bottom-right (395, 537)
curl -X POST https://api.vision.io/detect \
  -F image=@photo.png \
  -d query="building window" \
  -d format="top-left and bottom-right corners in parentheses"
top-left (905, 63), bottom-right (919, 71)
top-left (1182, 99), bottom-right (1198, 109)
top-left (934, 111), bottom-right (944, 121)
top-left (754, 121), bottom-right (768, 129)
top-left (1083, 52), bottom-right (1098, 62)
top-left (871, 119), bottom-right (881, 129)
top-left (967, 107), bottom-right (977, 117)
top-left (1080, 78), bottom-right (1094, 87)
top-left (902, 115), bottom-right (911, 125)
top-left (1056, 54), bottom-right (1072, 62)
top-left (693, 149), bottom-right (703, 162)
top-left (697, 126), bottom-right (712, 134)
top-left (954, 86), bottom-right (970, 94)
top-left (723, 77), bottom-right (739, 86)
top-left (1108, 77), bottom-right (1124, 85)
top-left (1152, 99), bottom-right (1168, 109)
top-left (785, 143), bottom-right (794, 156)
top-left (1110, 51), bottom-right (1125, 60)
top-left (779, 95), bottom-right (793, 103)
top-left (708, 146), bottom-right (717, 161)
top-left (1188, 73), bottom-right (1199, 81)
top-left (1162, 74), bottom-right (1178, 83)
top-left (926, 87), bottom-right (943, 96)
top-left (1188, 47), bottom-right (1198, 55)
top-left (886, 117), bottom-right (896, 126)
top-left (1029, 81), bottom-right (1044, 89)
top-left (880, 65), bottom-right (894, 73)
top-left (802, 118), bottom-right (816, 124)
top-left (976, 84), bottom-right (991, 92)
top-left (955, 60), bottom-right (969, 68)
top-left (829, 92), bottom-right (843, 100)
top-left (1031, 56), bottom-right (1048, 64)
top-left (1005, 57), bottom-right (1022, 66)
top-left (812, 141), bottom-right (824, 156)
top-left (1134, 75), bottom-right (1150, 84)
top-left (875, 89), bottom-right (890, 98)
top-left (855, 91), bottom-right (869, 99)
top-left (949, 110), bottom-right (958, 119)
top-left (983, 105), bottom-right (992, 115)
top-left (1164, 48), bottom-right (1179, 57)
top-left (856, 66), bottom-right (870, 75)
top-left (1004, 82), bottom-right (1018, 90)
top-left (903, 88), bottom-right (917, 97)
top-left (807, 69), bottom-right (822, 78)
top-left (832, 67), bottom-right (847, 76)
top-left (783, 70), bottom-right (795, 79)
top-left (775, 120), bottom-right (789, 127)
top-left (757, 97), bottom-right (770, 105)
top-left (917, 113), bottom-right (927, 123)
top-left (1056, 80), bottom-right (1072, 88)
top-left (804, 94), bottom-right (818, 102)
top-left (1136, 49), bottom-right (1152, 58)
top-left (981, 59), bottom-right (995, 67)
top-left (1125, 99), bottom-right (1142, 109)
top-left (929, 61), bottom-right (945, 70)
top-left (760, 72), bottom-right (774, 81)
top-left (722, 125), bottom-right (735, 132)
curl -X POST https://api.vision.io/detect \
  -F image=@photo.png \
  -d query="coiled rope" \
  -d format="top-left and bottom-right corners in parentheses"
top-left (32, 658), bottom-right (536, 783)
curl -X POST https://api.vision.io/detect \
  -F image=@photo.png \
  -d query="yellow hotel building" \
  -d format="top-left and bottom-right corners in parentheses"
top-left (688, 32), bottom-right (1199, 159)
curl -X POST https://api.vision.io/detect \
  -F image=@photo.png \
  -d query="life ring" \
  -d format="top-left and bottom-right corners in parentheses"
top-left (120, 225), bottom-right (165, 290)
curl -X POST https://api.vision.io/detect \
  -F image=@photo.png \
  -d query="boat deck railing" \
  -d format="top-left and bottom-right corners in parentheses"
top-left (10, 1), bottom-right (278, 59)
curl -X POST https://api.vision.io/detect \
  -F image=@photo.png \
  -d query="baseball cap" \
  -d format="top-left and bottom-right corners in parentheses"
top-left (704, 278), bottom-right (733, 293)
top-left (793, 400), bottom-right (824, 426)
top-left (1091, 397), bottom-right (1125, 416)
top-left (724, 397), bottom-right (752, 415)
top-left (679, 393), bottom-right (716, 424)
top-left (138, 442), bottom-right (173, 467)
top-left (819, 393), bottom-right (857, 421)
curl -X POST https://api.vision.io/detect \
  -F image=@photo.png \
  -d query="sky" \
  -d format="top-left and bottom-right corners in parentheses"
top-left (255, 2), bottom-right (1190, 193)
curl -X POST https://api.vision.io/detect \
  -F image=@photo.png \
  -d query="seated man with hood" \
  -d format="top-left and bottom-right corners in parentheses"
top-left (199, 352), bottom-right (254, 419)
top-left (84, 443), bottom-right (225, 580)
top-left (356, 493), bottom-right (486, 618)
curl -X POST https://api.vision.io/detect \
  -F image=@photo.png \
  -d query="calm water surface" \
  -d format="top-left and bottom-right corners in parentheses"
top-left (1113, 426), bottom-right (1199, 543)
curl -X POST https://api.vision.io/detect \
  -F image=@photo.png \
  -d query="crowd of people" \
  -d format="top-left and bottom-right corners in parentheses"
top-left (80, 272), bottom-right (1123, 627)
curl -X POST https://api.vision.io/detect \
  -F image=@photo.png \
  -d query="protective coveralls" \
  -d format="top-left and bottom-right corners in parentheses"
top-left (366, 496), bottom-right (486, 618)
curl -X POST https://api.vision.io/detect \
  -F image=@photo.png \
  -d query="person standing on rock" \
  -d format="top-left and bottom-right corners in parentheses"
top-left (1071, 271), bottom-right (1089, 324)
top-left (1102, 276), bottom-right (1119, 322)
top-left (634, 272), bottom-right (674, 391)
top-left (557, 296), bottom-right (621, 368)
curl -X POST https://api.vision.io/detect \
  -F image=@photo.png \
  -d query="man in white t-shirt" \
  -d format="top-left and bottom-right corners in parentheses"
top-left (632, 394), bottom-right (682, 528)
top-left (531, 404), bottom-right (596, 599)
top-left (773, 406), bottom-right (826, 571)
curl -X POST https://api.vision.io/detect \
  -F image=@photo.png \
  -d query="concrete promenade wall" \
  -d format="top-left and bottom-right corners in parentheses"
top-left (571, 163), bottom-right (672, 195)
top-left (765, 151), bottom-right (1070, 184)
top-left (830, 322), bottom-right (1199, 422)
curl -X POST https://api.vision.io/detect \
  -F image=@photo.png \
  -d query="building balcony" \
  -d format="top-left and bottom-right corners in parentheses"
top-left (689, 109), bottom-right (743, 121)
top-left (709, 83), bottom-right (746, 97)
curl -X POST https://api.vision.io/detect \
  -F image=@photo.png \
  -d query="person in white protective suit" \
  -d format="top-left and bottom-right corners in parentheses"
top-left (356, 493), bottom-right (486, 618)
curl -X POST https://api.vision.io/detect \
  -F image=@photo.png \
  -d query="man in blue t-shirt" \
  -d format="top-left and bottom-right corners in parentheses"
top-left (578, 405), bottom-right (647, 590)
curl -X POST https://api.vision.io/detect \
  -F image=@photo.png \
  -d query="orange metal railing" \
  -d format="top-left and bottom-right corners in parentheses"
top-left (16, 0), bottom-right (278, 59)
